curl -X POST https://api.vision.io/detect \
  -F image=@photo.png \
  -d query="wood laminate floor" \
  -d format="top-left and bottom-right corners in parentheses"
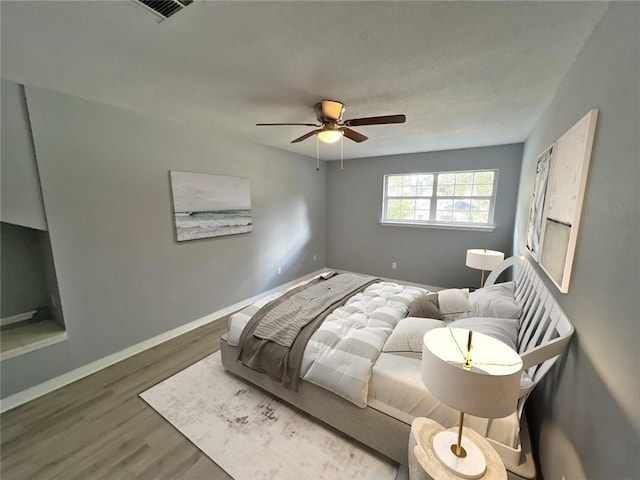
top-left (1, 317), bottom-right (233, 479)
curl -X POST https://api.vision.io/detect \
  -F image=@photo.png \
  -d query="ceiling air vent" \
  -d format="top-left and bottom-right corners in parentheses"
top-left (134, 0), bottom-right (193, 22)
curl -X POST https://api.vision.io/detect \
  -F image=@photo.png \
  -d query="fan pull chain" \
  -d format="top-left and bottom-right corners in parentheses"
top-left (340, 135), bottom-right (344, 170)
top-left (316, 135), bottom-right (320, 171)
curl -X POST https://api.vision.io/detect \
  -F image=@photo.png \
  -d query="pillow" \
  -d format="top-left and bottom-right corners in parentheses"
top-left (408, 295), bottom-right (443, 320)
top-left (433, 288), bottom-right (472, 321)
top-left (448, 316), bottom-right (519, 351)
top-left (383, 317), bottom-right (446, 359)
top-left (425, 292), bottom-right (439, 307)
top-left (468, 281), bottom-right (522, 319)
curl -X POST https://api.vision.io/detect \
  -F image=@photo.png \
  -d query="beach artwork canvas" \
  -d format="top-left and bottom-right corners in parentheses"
top-left (170, 171), bottom-right (252, 241)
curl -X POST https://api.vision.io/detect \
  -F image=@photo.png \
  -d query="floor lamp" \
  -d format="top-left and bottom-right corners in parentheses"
top-left (466, 249), bottom-right (504, 287)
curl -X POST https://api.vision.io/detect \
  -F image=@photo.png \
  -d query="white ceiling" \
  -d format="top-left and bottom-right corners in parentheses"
top-left (1, 1), bottom-right (609, 160)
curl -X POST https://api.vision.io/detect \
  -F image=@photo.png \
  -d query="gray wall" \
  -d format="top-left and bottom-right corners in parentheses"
top-left (0, 80), bottom-right (48, 231)
top-left (0, 83), bottom-right (326, 398)
top-left (326, 144), bottom-right (523, 288)
top-left (513, 3), bottom-right (639, 479)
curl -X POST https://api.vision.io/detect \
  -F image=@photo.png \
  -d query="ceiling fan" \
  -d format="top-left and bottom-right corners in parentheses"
top-left (256, 100), bottom-right (406, 144)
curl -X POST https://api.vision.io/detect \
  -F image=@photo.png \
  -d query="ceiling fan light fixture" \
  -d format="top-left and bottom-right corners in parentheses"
top-left (256, 99), bottom-right (405, 145)
top-left (317, 129), bottom-right (343, 143)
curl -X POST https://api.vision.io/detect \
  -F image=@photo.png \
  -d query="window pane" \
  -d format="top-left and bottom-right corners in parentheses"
top-left (437, 199), bottom-right (453, 210)
top-left (399, 210), bottom-right (415, 220)
top-left (436, 211), bottom-right (452, 222)
top-left (386, 199), bottom-right (403, 219)
top-left (471, 211), bottom-right (489, 223)
top-left (454, 184), bottom-right (472, 196)
top-left (456, 172), bottom-right (474, 184)
top-left (471, 199), bottom-right (490, 211)
top-left (474, 171), bottom-right (494, 184)
top-left (387, 175), bottom-right (403, 187)
top-left (437, 184), bottom-right (454, 196)
top-left (415, 210), bottom-right (430, 221)
top-left (400, 199), bottom-right (415, 211)
top-left (452, 211), bottom-right (471, 222)
top-left (472, 183), bottom-right (493, 196)
top-left (416, 185), bottom-right (433, 197)
top-left (402, 185), bottom-right (417, 196)
top-left (453, 199), bottom-right (471, 211)
top-left (387, 199), bottom-right (401, 209)
top-left (387, 186), bottom-right (402, 196)
top-left (403, 175), bottom-right (417, 186)
top-left (417, 174), bottom-right (434, 185)
top-left (439, 173), bottom-right (455, 185)
top-left (416, 199), bottom-right (431, 210)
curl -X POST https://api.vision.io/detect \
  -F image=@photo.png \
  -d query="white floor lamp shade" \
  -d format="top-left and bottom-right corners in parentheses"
top-left (466, 249), bottom-right (505, 287)
top-left (421, 328), bottom-right (522, 479)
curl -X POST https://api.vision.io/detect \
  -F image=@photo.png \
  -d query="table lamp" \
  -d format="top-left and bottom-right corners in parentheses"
top-left (466, 248), bottom-right (504, 287)
top-left (421, 328), bottom-right (522, 479)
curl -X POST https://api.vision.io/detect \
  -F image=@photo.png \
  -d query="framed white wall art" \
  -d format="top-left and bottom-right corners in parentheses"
top-left (170, 171), bottom-right (252, 241)
top-left (528, 109), bottom-right (598, 293)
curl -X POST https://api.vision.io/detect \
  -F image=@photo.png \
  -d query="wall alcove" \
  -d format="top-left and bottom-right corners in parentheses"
top-left (1, 80), bottom-right (67, 361)
top-left (1, 222), bottom-right (66, 360)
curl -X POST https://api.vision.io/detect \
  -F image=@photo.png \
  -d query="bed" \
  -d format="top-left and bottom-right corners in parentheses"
top-left (220, 256), bottom-right (574, 479)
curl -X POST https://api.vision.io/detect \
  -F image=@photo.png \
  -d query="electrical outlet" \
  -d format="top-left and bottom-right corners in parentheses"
top-left (278, 267), bottom-right (282, 275)
top-left (313, 254), bottom-right (317, 261)
top-left (392, 262), bottom-right (397, 269)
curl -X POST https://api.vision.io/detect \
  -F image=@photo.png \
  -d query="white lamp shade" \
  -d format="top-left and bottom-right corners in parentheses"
top-left (421, 328), bottom-right (522, 419)
top-left (465, 249), bottom-right (504, 271)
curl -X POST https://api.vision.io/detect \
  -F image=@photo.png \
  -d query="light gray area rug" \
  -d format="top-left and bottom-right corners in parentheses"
top-left (140, 352), bottom-right (398, 480)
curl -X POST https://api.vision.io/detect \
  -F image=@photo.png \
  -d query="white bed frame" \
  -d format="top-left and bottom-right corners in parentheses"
top-left (482, 255), bottom-right (574, 469)
top-left (220, 255), bottom-right (574, 479)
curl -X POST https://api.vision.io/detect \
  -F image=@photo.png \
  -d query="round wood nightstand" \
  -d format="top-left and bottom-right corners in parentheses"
top-left (409, 417), bottom-right (508, 480)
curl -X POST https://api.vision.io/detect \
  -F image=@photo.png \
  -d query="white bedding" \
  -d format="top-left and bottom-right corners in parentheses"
top-left (300, 281), bottom-right (426, 406)
top-left (228, 275), bottom-right (427, 407)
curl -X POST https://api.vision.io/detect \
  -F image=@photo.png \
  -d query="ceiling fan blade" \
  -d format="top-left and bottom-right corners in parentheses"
top-left (291, 129), bottom-right (322, 143)
top-left (257, 122), bottom-right (320, 127)
top-left (342, 128), bottom-right (368, 143)
top-left (343, 114), bottom-right (406, 127)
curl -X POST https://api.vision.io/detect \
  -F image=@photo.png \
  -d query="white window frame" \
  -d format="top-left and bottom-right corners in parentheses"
top-left (380, 169), bottom-right (498, 231)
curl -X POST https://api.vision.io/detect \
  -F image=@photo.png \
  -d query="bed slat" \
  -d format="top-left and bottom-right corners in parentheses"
top-left (485, 256), bottom-right (574, 390)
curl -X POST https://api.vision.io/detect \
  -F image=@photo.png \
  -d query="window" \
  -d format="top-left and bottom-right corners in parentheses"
top-left (382, 169), bottom-right (498, 228)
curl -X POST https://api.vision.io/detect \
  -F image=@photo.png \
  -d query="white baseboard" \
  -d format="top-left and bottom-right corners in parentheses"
top-left (0, 269), bottom-right (329, 413)
top-left (1, 310), bottom-right (37, 327)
